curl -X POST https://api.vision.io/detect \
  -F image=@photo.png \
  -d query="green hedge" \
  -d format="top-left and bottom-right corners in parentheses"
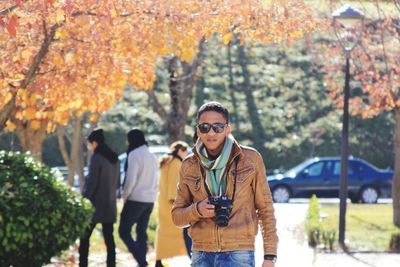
top-left (0, 151), bottom-right (93, 267)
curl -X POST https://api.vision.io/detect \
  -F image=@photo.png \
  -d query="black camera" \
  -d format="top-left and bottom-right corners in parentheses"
top-left (208, 195), bottom-right (233, 227)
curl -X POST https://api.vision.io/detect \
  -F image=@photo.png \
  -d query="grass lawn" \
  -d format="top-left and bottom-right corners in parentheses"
top-left (320, 203), bottom-right (399, 251)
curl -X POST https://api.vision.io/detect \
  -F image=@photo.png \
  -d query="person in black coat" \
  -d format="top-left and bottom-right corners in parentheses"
top-left (79, 129), bottom-right (120, 267)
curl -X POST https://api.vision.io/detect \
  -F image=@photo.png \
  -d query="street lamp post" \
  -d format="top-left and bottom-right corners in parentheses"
top-left (332, 5), bottom-right (364, 249)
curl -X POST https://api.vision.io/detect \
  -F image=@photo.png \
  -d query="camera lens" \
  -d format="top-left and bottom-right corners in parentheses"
top-left (216, 214), bottom-right (229, 227)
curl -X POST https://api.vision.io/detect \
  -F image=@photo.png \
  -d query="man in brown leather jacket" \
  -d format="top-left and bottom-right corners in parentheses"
top-left (172, 102), bottom-right (278, 267)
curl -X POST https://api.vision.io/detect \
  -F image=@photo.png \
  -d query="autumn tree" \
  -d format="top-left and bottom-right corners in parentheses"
top-left (322, 1), bottom-right (400, 225)
top-left (1, 1), bottom-right (316, 159)
top-left (139, 0), bottom-right (317, 142)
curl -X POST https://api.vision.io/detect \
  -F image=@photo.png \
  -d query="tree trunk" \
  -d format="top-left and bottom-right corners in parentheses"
top-left (15, 121), bottom-right (47, 161)
top-left (70, 116), bottom-right (83, 189)
top-left (194, 64), bottom-right (207, 109)
top-left (56, 116), bottom-right (86, 191)
top-left (393, 108), bottom-right (400, 226)
top-left (148, 40), bottom-right (206, 143)
top-left (227, 43), bottom-right (240, 129)
top-left (237, 44), bottom-right (268, 156)
top-left (166, 56), bottom-right (188, 142)
top-left (57, 127), bottom-right (74, 186)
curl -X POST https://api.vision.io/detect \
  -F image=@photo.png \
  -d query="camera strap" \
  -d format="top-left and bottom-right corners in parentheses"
top-left (231, 156), bottom-right (239, 203)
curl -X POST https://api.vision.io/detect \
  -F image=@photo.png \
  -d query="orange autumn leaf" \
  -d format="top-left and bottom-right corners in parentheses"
top-left (223, 33), bottom-right (233, 45)
top-left (6, 15), bottom-right (18, 36)
top-left (30, 120), bottom-right (41, 130)
top-left (5, 120), bottom-right (16, 131)
top-left (89, 114), bottom-right (98, 122)
top-left (25, 107), bottom-right (37, 120)
top-left (1, 0), bottom-right (316, 132)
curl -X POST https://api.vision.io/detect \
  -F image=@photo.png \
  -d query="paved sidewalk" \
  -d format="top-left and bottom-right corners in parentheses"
top-left (272, 203), bottom-right (314, 267)
top-left (48, 202), bottom-right (400, 266)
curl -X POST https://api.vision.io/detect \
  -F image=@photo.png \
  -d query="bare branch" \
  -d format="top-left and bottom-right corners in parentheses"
top-left (21, 22), bottom-right (59, 89)
top-left (146, 81), bottom-right (168, 121)
top-left (57, 126), bottom-right (72, 167)
top-left (0, 4), bottom-right (17, 16)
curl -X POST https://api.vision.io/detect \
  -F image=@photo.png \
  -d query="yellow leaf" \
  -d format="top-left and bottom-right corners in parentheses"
top-left (5, 120), bottom-right (16, 132)
top-left (89, 114), bottom-right (98, 122)
top-left (28, 93), bottom-right (39, 106)
top-left (53, 55), bottom-right (64, 67)
top-left (25, 107), bottom-right (36, 120)
top-left (55, 10), bottom-right (65, 23)
top-left (47, 122), bottom-right (56, 133)
top-left (21, 50), bottom-right (32, 61)
top-left (30, 120), bottom-right (41, 130)
top-left (55, 28), bottom-right (68, 39)
top-left (111, 9), bottom-right (118, 18)
top-left (223, 33), bottom-right (233, 45)
top-left (180, 47), bottom-right (195, 62)
top-left (4, 92), bottom-right (13, 103)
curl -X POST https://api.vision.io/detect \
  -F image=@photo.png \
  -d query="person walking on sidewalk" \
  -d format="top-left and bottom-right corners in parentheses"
top-left (172, 101), bottom-right (278, 267)
top-left (80, 129), bottom-right (120, 267)
top-left (155, 141), bottom-right (190, 267)
top-left (119, 129), bottom-right (159, 267)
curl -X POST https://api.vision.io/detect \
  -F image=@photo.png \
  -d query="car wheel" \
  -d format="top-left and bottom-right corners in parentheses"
top-left (272, 185), bottom-right (291, 203)
top-left (350, 196), bottom-right (359, 204)
top-left (360, 186), bottom-right (379, 203)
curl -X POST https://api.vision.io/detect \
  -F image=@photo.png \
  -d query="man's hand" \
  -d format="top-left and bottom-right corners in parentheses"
top-left (197, 198), bottom-right (215, 218)
top-left (262, 260), bottom-right (275, 267)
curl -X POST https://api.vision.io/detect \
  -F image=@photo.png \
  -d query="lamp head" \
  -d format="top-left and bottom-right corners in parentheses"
top-left (333, 5), bottom-right (364, 28)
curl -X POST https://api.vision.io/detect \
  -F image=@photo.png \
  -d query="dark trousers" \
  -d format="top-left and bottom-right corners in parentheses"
top-left (183, 227), bottom-right (192, 257)
top-left (79, 222), bottom-right (115, 267)
top-left (119, 200), bottom-right (154, 267)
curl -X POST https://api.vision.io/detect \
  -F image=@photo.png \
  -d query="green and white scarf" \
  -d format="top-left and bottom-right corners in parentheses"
top-left (195, 134), bottom-right (234, 196)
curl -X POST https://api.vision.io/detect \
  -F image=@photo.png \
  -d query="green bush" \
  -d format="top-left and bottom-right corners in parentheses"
top-left (0, 151), bottom-right (93, 267)
top-left (305, 194), bottom-right (321, 248)
top-left (305, 195), bottom-right (337, 251)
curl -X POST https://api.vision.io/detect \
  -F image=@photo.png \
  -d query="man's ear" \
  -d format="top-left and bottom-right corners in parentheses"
top-left (226, 124), bottom-right (231, 136)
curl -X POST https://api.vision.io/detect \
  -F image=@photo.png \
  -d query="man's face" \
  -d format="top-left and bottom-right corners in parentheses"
top-left (197, 111), bottom-right (231, 156)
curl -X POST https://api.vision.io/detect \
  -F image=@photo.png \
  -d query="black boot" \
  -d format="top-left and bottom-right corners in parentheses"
top-left (155, 260), bottom-right (164, 267)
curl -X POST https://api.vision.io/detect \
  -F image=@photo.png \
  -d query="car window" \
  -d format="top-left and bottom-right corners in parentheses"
top-left (325, 161), bottom-right (334, 175)
top-left (306, 162), bottom-right (324, 177)
top-left (333, 162), bottom-right (354, 176)
top-left (284, 158), bottom-right (316, 177)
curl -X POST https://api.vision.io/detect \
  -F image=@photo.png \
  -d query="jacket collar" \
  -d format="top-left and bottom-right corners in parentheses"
top-left (192, 137), bottom-right (243, 165)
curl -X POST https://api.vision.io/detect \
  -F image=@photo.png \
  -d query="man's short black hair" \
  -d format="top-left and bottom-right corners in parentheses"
top-left (197, 101), bottom-right (229, 123)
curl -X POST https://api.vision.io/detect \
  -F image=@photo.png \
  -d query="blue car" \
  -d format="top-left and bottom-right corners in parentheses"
top-left (268, 157), bottom-right (393, 203)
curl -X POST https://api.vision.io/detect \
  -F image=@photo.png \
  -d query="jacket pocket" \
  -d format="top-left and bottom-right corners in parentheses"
top-left (220, 208), bottom-right (254, 242)
top-left (231, 166), bottom-right (254, 183)
top-left (184, 175), bottom-right (201, 191)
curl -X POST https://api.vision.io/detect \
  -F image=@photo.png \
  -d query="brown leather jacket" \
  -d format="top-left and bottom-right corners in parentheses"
top-left (171, 141), bottom-right (278, 255)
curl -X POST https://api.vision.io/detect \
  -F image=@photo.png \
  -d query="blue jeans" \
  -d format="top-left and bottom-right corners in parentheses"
top-left (191, 251), bottom-right (255, 267)
top-left (118, 201), bottom-right (154, 267)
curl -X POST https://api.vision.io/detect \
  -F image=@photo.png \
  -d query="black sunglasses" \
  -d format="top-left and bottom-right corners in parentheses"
top-left (197, 123), bottom-right (227, 134)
